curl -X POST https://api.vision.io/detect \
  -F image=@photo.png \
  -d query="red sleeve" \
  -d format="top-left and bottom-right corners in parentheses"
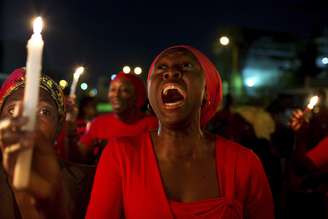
top-left (245, 152), bottom-right (274, 219)
top-left (85, 143), bottom-right (123, 219)
top-left (306, 136), bottom-right (328, 170)
top-left (79, 119), bottom-right (97, 148)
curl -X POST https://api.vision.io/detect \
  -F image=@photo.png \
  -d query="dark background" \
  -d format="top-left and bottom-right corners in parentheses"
top-left (1, 0), bottom-right (327, 87)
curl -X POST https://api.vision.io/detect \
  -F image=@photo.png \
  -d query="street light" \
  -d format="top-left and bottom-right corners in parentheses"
top-left (123, 66), bottom-right (131, 74)
top-left (219, 36), bottom-right (230, 46)
top-left (219, 35), bottom-right (242, 98)
top-left (134, 67), bottom-right (142, 75)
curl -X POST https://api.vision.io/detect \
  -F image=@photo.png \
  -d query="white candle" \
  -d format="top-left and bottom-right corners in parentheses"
top-left (13, 17), bottom-right (44, 189)
top-left (69, 66), bottom-right (84, 97)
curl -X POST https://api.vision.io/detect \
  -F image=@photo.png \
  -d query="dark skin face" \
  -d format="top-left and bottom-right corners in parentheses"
top-left (148, 48), bottom-right (206, 129)
top-left (108, 78), bottom-right (137, 116)
top-left (148, 48), bottom-right (219, 203)
top-left (0, 88), bottom-right (60, 142)
top-left (0, 86), bottom-right (68, 218)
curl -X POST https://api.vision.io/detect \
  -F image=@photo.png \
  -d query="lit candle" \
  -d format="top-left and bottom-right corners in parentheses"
top-left (69, 66), bottom-right (84, 97)
top-left (13, 17), bottom-right (44, 189)
top-left (306, 95), bottom-right (319, 110)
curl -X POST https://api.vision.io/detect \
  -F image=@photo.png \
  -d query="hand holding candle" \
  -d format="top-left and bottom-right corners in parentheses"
top-left (13, 17), bottom-right (44, 189)
top-left (289, 95), bottom-right (320, 132)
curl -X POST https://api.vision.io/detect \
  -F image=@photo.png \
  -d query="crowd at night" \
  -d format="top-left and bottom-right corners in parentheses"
top-left (1, 0), bottom-right (328, 219)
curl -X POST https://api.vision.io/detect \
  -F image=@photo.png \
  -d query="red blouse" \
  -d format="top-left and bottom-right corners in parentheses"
top-left (85, 133), bottom-right (274, 219)
top-left (307, 136), bottom-right (328, 170)
top-left (79, 113), bottom-right (158, 147)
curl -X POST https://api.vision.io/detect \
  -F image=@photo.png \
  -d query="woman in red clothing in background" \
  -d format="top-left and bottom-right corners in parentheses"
top-left (78, 71), bottom-right (157, 162)
top-left (86, 45), bottom-right (274, 219)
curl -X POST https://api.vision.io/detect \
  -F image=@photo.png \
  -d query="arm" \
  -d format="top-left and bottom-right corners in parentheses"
top-left (85, 143), bottom-right (123, 219)
top-left (0, 118), bottom-right (71, 219)
top-left (245, 152), bottom-right (274, 219)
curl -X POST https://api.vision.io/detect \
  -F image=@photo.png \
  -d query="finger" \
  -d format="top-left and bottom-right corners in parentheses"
top-left (1, 129), bottom-right (27, 148)
top-left (3, 143), bottom-right (24, 175)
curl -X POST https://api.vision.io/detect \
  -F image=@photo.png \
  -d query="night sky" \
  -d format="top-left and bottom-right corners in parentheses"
top-left (1, 0), bottom-right (327, 86)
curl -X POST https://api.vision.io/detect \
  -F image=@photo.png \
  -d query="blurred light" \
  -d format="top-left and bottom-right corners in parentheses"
top-left (134, 67), bottom-right (142, 75)
top-left (307, 95), bottom-right (319, 110)
top-left (111, 74), bottom-right (117, 80)
top-left (123, 66), bottom-right (131, 74)
top-left (245, 78), bottom-right (256, 87)
top-left (219, 36), bottom-right (230, 46)
top-left (322, 57), bottom-right (328, 65)
top-left (97, 103), bottom-right (112, 112)
top-left (89, 88), bottom-right (98, 97)
top-left (80, 82), bottom-right (88, 90)
top-left (33, 16), bottom-right (43, 34)
top-left (74, 66), bottom-right (85, 79)
top-left (59, 80), bottom-right (68, 88)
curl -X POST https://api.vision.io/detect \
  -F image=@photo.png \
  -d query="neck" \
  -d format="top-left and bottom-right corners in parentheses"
top-left (154, 118), bottom-right (207, 160)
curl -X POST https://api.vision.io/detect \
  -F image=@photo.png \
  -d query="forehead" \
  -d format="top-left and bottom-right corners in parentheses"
top-left (4, 87), bottom-right (57, 108)
top-left (156, 48), bottom-right (199, 63)
top-left (110, 78), bottom-right (134, 88)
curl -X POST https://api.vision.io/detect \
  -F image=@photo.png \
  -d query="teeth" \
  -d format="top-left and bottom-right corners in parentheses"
top-left (162, 85), bottom-right (185, 97)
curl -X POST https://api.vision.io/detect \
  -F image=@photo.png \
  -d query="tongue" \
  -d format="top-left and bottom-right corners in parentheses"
top-left (162, 89), bottom-right (184, 104)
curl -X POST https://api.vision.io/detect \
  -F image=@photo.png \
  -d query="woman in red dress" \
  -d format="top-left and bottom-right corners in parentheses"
top-left (86, 45), bottom-right (274, 219)
top-left (78, 71), bottom-right (157, 161)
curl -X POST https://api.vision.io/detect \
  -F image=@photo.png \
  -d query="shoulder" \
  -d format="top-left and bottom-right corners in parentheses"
top-left (102, 132), bottom-right (149, 160)
top-left (216, 135), bottom-right (260, 166)
top-left (89, 113), bottom-right (115, 125)
top-left (140, 115), bottom-right (158, 128)
top-left (93, 113), bottom-right (115, 122)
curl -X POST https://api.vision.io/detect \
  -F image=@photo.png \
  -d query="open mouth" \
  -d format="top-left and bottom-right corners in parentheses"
top-left (161, 84), bottom-right (186, 108)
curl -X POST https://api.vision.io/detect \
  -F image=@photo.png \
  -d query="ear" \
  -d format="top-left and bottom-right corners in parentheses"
top-left (201, 89), bottom-right (207, 109)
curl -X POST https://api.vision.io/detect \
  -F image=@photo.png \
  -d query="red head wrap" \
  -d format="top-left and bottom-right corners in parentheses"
top-left (0, 68), bottom-right (65, 122)
top-left (148, 45), bottom-right (222, 126)
top-left (111, 71), bottom-right (146, 109)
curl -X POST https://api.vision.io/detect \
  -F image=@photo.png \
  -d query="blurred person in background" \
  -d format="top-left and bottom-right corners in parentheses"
top-left (77, 71), bottom-right (158, 163)
top-left (286, 89), bottom-right (328, 219)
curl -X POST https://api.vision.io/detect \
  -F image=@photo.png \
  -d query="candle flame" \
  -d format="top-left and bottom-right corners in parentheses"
top-left (307, 95), bottom-right (319, 110)
top-left (33, 17), bottom-right (43, 34)
top-left (74, 66), bottom-right (85, 79)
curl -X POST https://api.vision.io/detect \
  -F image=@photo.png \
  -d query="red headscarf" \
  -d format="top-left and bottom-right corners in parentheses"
top-left (111, 71), bottom-right (146, 109)
top-left (148, 45), bottom-right (222, 126)
top-left (0, 68), bottom-right (65, 122)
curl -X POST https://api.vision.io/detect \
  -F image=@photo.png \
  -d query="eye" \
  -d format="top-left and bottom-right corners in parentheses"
top-left (156, 64), bottom-right (167, 70)
top-left (120, 87), bottom-right (132, 94)
top-left (7, 107), bottom-right (15, 116)
top-left (39, 107), bottom-right (52, 117)
top-left (109, 87), bottom-right (117, 93)
top-left (5, 103), bottom-right (19, 117)
top-left (182, 63), bottom-right (193, 69)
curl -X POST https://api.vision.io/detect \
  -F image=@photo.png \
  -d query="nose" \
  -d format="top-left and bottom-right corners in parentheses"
top-left (162, 68), bottom-right (182, 80)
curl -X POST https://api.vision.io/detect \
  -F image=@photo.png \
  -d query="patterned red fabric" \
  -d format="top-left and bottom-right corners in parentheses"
top-left (86, 133), bottom-right (274, 219)
top-left (112, 71), bottom-right (146, 109)
top-left (0, 68), bottom-right (65, 121)
top-left (147, 45), bottom-right (222, 126)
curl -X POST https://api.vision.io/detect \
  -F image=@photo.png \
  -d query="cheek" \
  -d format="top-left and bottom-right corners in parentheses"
top-left (38, 117), bottom-right (58, 141)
